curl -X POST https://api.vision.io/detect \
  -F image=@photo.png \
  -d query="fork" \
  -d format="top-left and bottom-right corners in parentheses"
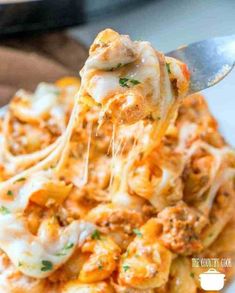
top-left (167, 35), bottom-right (235, 94)
top-left (0, 35), bottom-right (234, 115)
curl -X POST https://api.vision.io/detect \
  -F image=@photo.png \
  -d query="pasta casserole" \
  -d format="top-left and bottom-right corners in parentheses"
top-left (0, 29), bottom-right (234, 293)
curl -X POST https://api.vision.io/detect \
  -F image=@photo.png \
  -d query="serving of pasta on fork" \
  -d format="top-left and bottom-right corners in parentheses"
top-left (0, 29), bottom-right (234, 293)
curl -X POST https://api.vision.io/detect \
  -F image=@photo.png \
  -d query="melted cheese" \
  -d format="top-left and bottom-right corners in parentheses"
top-left (0, 215), bottom-right (94, 278)
top-left (0, 28), bottom-right (233, 293)
top-left (80, 30), bottom-right (180, 126)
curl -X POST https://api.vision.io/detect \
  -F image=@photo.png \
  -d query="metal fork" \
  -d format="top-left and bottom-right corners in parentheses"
top-left (0, 35), bottom-right (234, 115)
top-left (167, 35), bottom-right (235, 94)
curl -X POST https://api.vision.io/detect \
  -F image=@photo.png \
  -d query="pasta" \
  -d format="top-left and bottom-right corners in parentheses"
top-left (0, 29), bottom-right (234, 292)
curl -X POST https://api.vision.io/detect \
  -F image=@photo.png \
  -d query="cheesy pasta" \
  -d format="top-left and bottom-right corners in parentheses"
top-left (0, 29), bottom-right (234, 293)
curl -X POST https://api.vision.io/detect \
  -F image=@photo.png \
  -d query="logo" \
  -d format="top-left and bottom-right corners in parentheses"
top-left (199, 268), bottom-right (225, 291)
top-left (192, 257), bottom-right (232, 291)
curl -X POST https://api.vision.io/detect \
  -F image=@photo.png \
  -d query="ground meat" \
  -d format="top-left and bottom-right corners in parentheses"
top-left (95, 208), bottom-right (144, 234)
top-left (157, 201), bottom-right (208, 255)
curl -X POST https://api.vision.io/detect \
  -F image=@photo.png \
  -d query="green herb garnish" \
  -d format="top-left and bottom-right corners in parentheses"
top-left (55, 242), bottom-right (74, 256)
top-left (166, 63), bottom-right (171, 74)
top-left (119, 77), bottom-right (141, 88)
top-left (55, 252), bottom-right (66, 257)
top-left (110, 63), bottom-right (123, 71)
top-left (116, 63), bottom-right (122, 69)
top-left (7, 190), bottom-right (13, 197)
top-left (133, 228), bottom-right (142, 238)
top-left (41, 260), bottom-right (53, 272)
top-left (190, 272), bottom-right (195, 278)
top-left (130, 79), bottom-right (140, 85)
top-left (123, 264), bottom-right (130, 272)
top-left (91, 229), bottom-right (101, 240)
top-left (0, 206), bottom-right (10, 215)
top-left (119, 77), bottom-right (129, 87)
top-left (64, 243), bottom-right (74, 250)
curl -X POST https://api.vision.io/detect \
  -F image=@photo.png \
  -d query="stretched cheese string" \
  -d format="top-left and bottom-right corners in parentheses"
top-left (108, 50), bottom-right (180, 209)
top-left (0, 88), bottom-right (87, 186)
top-left (202, 168), bottom-right (235, 248)
top-left (0, 87), bottom-right (97, 278)
top-left (81, 120), bottom-right (93, 185)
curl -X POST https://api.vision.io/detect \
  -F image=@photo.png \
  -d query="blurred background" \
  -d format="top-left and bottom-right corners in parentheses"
top-left (0, 0), bottom-right (235, 147)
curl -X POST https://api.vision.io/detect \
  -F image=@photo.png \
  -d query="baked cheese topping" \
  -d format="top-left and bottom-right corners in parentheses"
top-left (0, 30), bottom-right (234, 293)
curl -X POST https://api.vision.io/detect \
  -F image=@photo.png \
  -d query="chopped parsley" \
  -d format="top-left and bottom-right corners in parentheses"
top-left (0, 206), bottom-right (10, 215)
top-left (123, 264), bottom-right (130, 272)
top-left (166, 63), bottom-right (171, 74)
top-left (190, 272), bottom-right (195, 278)
top-left (55, 252), bottom-right (65, 257)
top-left (133, 228), bottom-right (142, 238)
top-left (14, 177), bottom-right (26, 183)
top-left (119, 77), bottom-right (141, 88)
top-left (110, 63), bottom-right (123, 71)
top-left (116, 63), bottom-right (122, 69)
top-left (64, 242), bottom-right (74, 250)
top-left (91, 229), bottom-right (101, 240)
top-left (119, 77), bottom-right (129, 87)
top-left (7, 190), bottom-right (13, 197)
top-left (18, 261), bottom-right (22, 267)
top-left (55, 242), bottom-right (74, 256)
top-left (41, 260), bottom-right (53, 272)
top-left (130, 79), bottom-right (141, 85)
